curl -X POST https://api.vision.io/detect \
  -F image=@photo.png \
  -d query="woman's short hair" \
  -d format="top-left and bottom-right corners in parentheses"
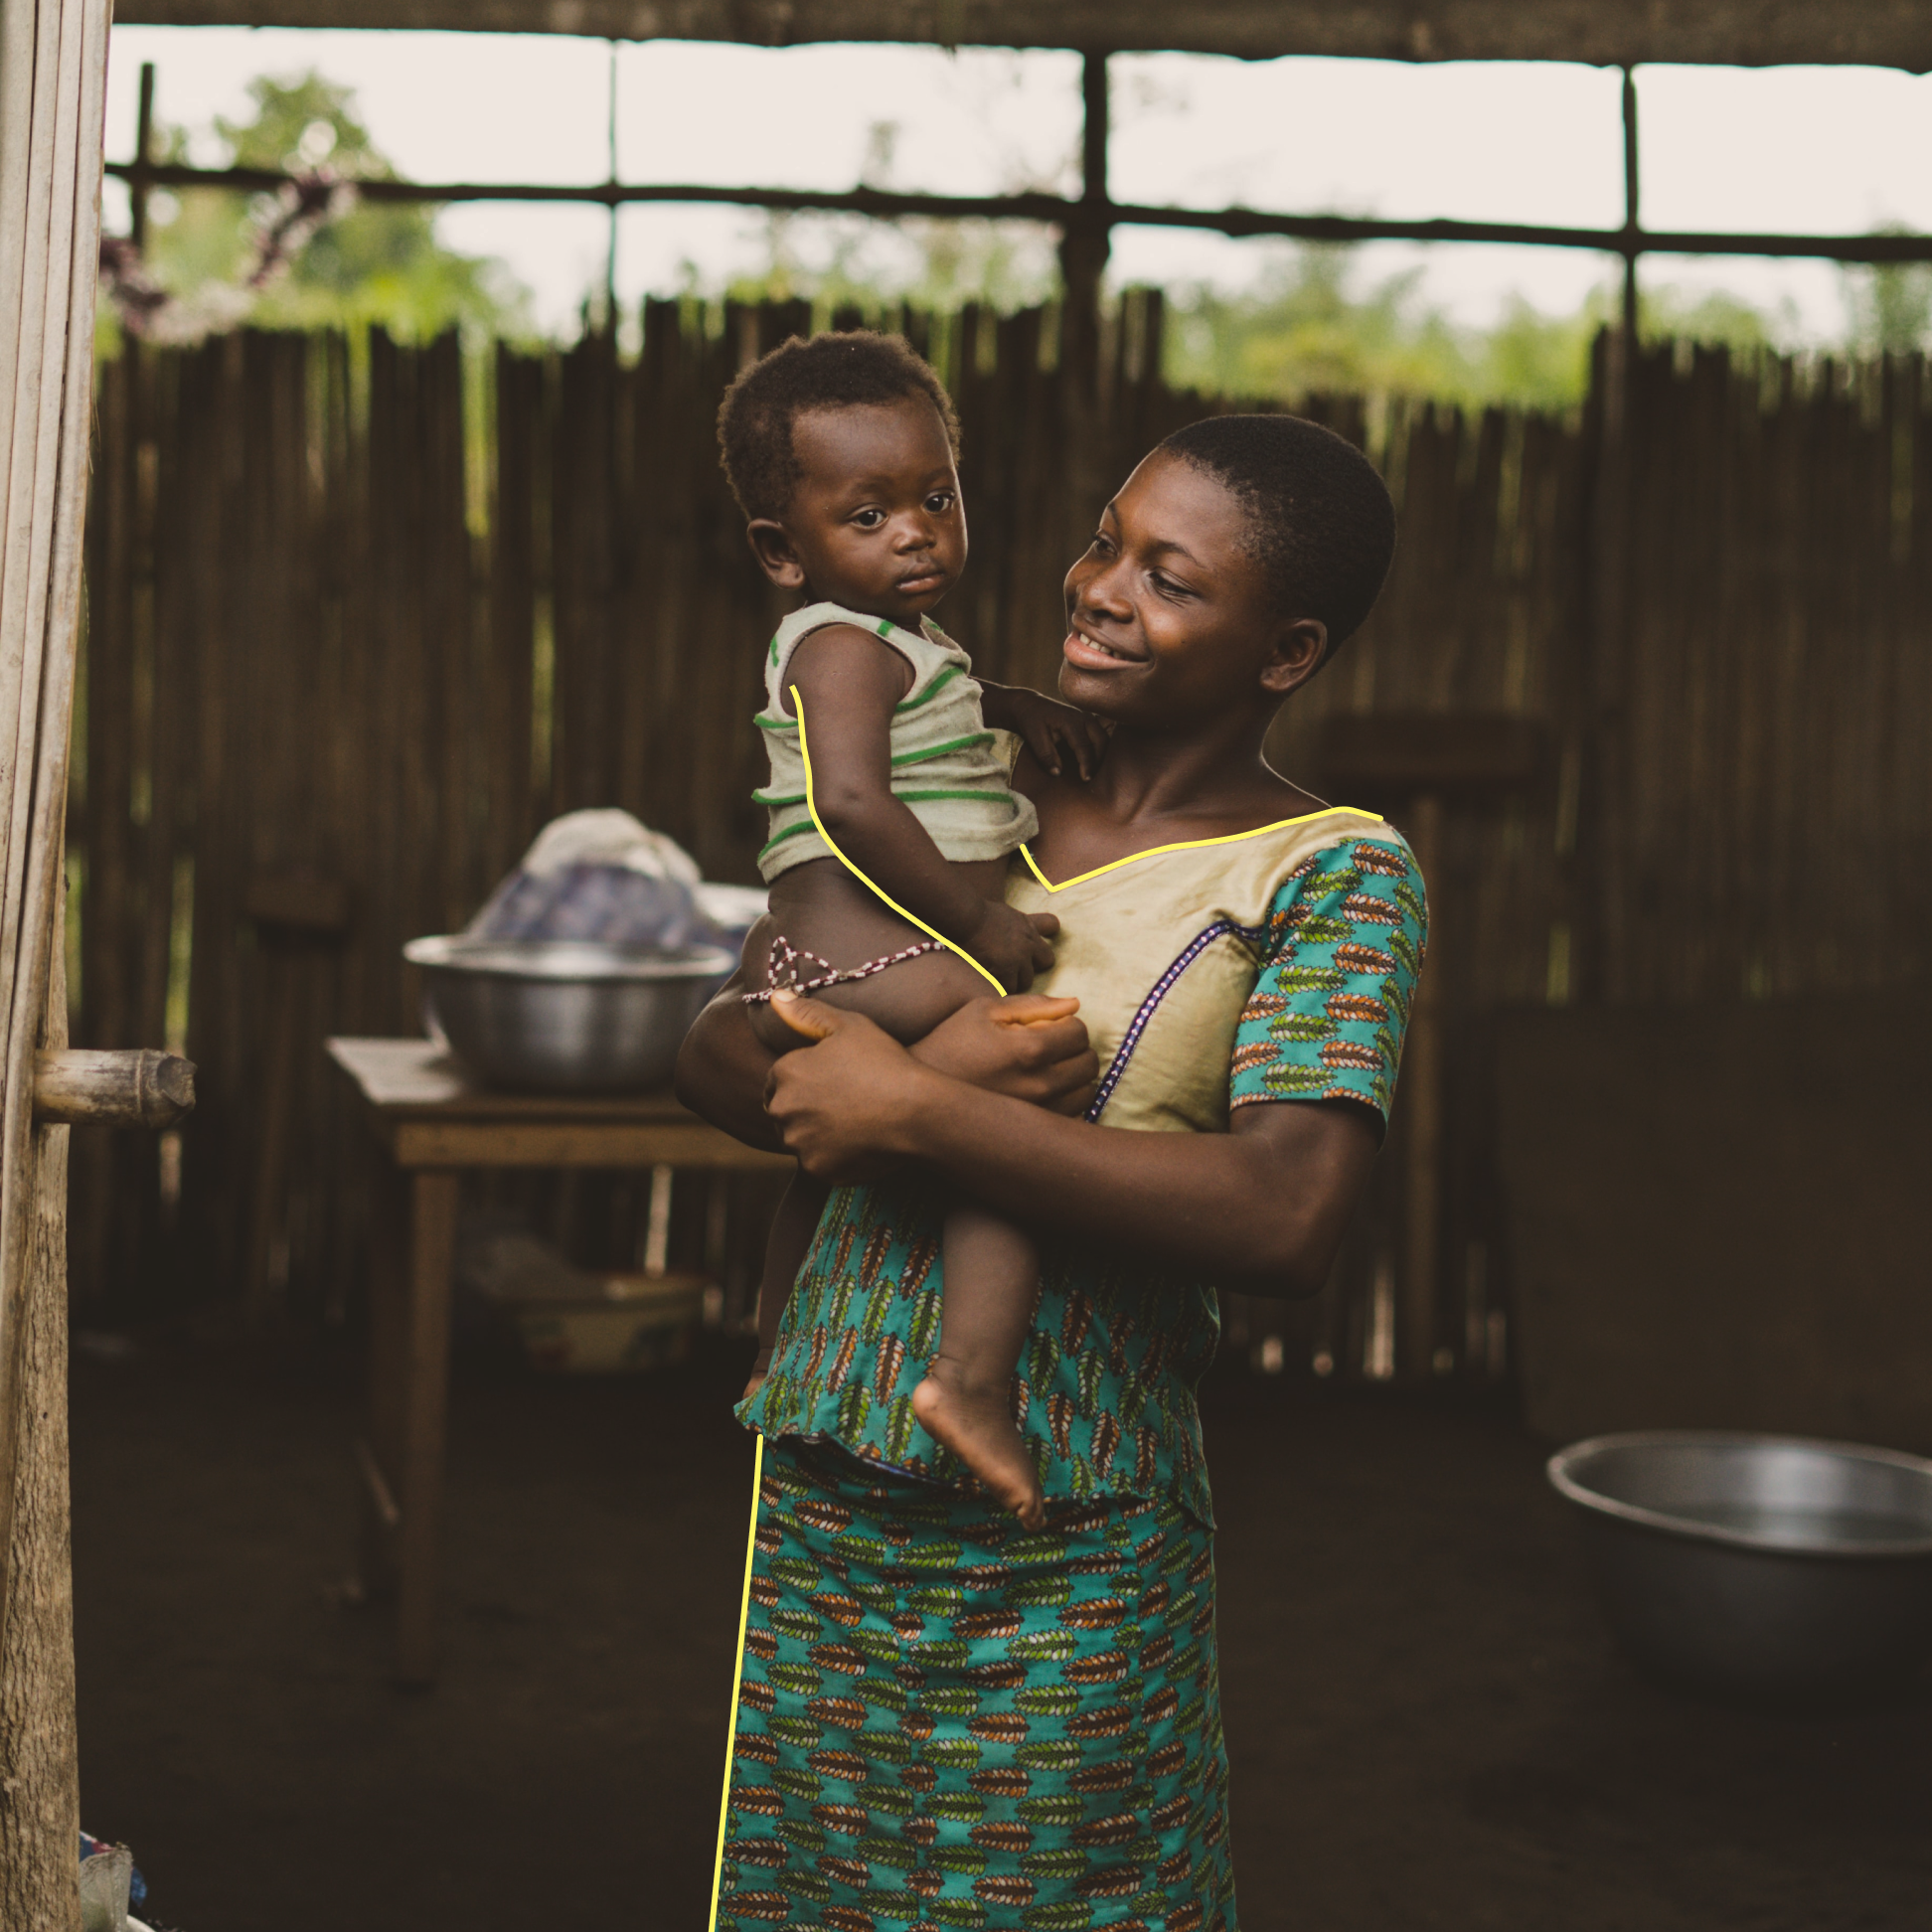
top-left (1159, 413), bottom-right (1396, 655)
top-left (717, 330), bottom-right (961, 523)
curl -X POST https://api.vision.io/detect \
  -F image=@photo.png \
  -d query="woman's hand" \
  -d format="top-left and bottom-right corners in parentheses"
top-left (982, 684), bottom-right (1111, 781)
top-left (910, 993), bottom-right (1097, 1116)
top-left (763, 994), bottom-right (945, 1182)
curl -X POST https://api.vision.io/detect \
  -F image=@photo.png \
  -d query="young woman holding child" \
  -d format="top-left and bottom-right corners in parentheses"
top-left (678, 332), bottom-right (1426, 1931)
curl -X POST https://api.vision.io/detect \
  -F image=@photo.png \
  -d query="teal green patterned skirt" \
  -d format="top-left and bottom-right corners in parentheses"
top-left (715, 1437), bottom-right (1237, 1931)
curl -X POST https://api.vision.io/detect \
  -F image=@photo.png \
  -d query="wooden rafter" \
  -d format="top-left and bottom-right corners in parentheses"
top-left (106, 0), bottom-right (1932, 70)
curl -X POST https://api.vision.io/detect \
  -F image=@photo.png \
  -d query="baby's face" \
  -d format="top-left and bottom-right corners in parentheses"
top-left (761, 396), bottom-right (967, 623)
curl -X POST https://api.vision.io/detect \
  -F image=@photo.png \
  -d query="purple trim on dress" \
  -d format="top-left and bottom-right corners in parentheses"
top-left (1084, 916), bottom-right (1273, 1124)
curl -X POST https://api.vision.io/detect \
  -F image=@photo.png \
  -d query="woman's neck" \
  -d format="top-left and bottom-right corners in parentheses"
top-left (1031, 708), bottom-right (1328, 873)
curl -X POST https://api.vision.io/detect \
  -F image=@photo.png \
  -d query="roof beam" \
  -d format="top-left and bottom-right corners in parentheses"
top-left (103, 0), bottom-right (1932, 73)
top-left (103, 157), bottom-right (1932, 264)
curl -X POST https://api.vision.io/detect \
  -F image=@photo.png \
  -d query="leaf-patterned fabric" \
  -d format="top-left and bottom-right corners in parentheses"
top-left (717, 1437), bottom-right (1236, 1932)
top-left (1227, 837), bottom-right (1426, 1121)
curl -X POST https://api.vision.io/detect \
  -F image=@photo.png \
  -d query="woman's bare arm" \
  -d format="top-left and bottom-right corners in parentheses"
top-left (761, 993), bottom-right (1376, 1298)
top-left (674, 969), bottom-right (790, 1152)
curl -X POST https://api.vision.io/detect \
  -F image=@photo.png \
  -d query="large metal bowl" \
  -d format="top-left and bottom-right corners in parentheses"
top-left (1547, 1431), bottom-right (1932, 1702)
top-left (403, 935), bottom-right (735, 1093)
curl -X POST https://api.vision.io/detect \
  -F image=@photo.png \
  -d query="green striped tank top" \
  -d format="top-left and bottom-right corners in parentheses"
top-left (752, 601), bottom-right (1039, 884)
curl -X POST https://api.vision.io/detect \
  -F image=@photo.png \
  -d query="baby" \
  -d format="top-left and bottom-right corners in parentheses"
top-left (719, 331), bottom-right (1105, 1529)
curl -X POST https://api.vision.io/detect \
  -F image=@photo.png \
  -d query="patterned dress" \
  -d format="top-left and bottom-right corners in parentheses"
top-left (718, 815), bottom-right (1427, 1931)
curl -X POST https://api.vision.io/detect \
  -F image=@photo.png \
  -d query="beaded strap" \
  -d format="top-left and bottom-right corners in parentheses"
top-left (741, 932), bottom-right (946, 1003)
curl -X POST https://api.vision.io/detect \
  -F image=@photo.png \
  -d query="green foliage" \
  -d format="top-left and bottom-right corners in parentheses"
top-left (712, 120), bottom-right (1059, 319)
top-left (134, 72), bottom-right (532, 342)
top-left (1163, 243), bottom-right (1788, 414)
top-left (1843, 228), bottom-right (1932, 355)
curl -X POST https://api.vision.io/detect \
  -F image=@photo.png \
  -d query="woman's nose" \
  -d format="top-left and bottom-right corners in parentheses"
top-left (1074, 558), bottom-right (1132, 620)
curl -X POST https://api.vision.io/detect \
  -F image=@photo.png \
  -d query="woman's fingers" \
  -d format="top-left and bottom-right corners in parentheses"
top-left (767, 989), bottom-right (843, 1041)
top-left (990, 994), bottom-right (1081, 1028)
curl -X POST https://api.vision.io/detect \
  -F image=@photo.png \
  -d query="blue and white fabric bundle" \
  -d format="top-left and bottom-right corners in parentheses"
top-left (466, 809), bottom-right (764, 965)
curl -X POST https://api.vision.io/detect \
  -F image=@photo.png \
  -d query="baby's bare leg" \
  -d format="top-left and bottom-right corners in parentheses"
top-left (914, 1207), bottom-right (1046, 1530)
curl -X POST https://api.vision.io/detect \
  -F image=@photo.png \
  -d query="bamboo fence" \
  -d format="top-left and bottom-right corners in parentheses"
top-left (66, 303), bottom-right (1932, 1383)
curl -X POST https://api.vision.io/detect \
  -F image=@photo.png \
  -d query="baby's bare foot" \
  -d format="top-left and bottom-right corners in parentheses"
top-left (913, 1364), bottom-right (1045, 1530)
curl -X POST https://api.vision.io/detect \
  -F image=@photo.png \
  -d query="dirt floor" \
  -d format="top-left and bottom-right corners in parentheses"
top-left (69, 1328), bottom-right (1931, 1932)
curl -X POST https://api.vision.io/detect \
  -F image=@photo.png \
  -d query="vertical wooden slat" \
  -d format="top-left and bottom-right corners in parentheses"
top-left (0, 0), bottom-right (110, 1919)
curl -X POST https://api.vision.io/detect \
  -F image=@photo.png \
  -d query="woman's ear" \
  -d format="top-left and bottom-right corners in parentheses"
top-left (746, 519), bottom-right (807, 591)
top-left (1260, 617), bottom-right (1328, 696)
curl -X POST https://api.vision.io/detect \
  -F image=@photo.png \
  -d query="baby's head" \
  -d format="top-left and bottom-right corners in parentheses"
top-left (718, 330), bottom-right (966, 625)
top-left (1061, 413), bottom-right (1395, 729)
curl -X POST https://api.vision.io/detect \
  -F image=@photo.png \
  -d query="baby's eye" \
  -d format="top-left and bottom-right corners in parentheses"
top-left (852, 507), bottom-right (886, 529)
top-left (924, 491), bottom-right (956, 515)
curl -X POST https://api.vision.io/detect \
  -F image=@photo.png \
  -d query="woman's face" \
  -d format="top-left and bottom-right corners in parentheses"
top-left (1059, 451), bottom-right (1325, 729)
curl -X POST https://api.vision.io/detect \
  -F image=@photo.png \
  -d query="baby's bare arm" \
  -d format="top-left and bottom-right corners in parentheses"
top-left (784, 627), bottom-right (1053, 991)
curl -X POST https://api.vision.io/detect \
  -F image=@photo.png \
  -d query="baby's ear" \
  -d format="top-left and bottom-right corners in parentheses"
top-left (747, 519), bottom-right (807, 590)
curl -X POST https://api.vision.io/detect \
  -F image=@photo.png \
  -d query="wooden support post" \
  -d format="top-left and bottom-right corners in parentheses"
top-left (129, 61), bottom-right (154, 253)
top-left (0, 2), bottom-right (115, 1921)
top-left (395, 1170), bottom-right (458, 1685)
top-left (1620, 66), bottom-right (1641, 345)
top-left (0, 913), bottom-right (78, 1932)
top-left (1057, 50), bottom-right (1110, 402)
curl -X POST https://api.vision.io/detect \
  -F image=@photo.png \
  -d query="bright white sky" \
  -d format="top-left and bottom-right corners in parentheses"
top-left (100, 28), bottom-right (1932, 339)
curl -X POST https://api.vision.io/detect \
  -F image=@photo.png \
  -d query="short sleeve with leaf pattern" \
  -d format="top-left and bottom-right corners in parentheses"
top-left (1228, 833), bottom-right (1427, 1126)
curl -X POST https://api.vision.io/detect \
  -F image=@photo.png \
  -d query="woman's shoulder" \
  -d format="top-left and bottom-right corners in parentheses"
top-left (1192, 801), bottom-right (1416, 912)
top-left (1271, 806), bottom-right (1418, 882)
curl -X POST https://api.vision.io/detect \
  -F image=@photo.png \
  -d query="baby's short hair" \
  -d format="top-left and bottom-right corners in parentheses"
top-left (1159, 414), bottom-right (1396, 656)
top-left (717, 330), bottom-right (962, 523)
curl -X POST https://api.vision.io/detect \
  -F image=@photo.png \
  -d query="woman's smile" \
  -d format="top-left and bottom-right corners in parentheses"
top-left (1061, 621), bottom-right (1144, 671)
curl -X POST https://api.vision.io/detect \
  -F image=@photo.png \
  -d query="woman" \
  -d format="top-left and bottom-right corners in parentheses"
top-left (678, 414), bottom-right (1426, 1931)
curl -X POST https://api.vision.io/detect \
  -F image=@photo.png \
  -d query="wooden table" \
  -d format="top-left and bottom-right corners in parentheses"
top-left (328, 1037), bottom-right (789, 1683)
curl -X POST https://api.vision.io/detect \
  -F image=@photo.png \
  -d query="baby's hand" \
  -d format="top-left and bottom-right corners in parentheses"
top-left (964, 902), bottom-right (1058, 994)
top-left (997, 688), bottom-right (1111, 782)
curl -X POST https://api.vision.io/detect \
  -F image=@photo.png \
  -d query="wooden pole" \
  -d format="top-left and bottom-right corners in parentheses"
top-left (1621, 66), bottom-right (1641, 345)
top-left (0, 886), bottom-right (75, 1932)
top-left (1058, 51), bottom-right (1110, 402)
top-left (129, 60), bottom-right (153, 253)
top-left (0, 2), bottom-right (113, 1923)
top-left (32, 1047), bottom-right (194, 1127)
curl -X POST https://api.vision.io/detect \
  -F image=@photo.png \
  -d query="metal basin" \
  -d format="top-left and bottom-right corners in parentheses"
top-left (403, 935), bottom-right (734, 1093)
top-left (1547, 1431), bottom-right (1932, 1702)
